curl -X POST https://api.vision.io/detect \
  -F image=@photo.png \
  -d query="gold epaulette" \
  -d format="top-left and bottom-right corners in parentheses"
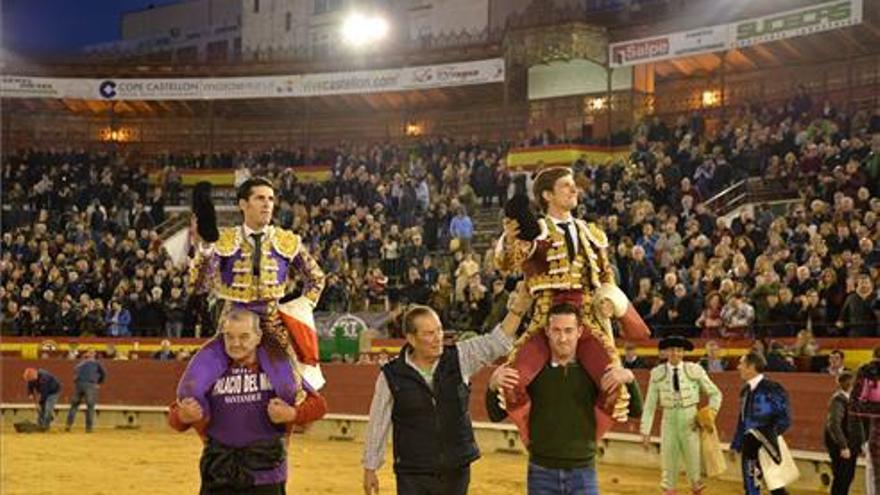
top-left (215, 227), bottom-right (240, 256)
top-left (584, 222), bottom-right (609, 249)
top-left (271, 227), bottom-right (300, 259)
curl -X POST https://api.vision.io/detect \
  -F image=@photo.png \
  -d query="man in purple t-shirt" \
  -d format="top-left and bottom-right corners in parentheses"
top-left (169, 309), bottom-right (326, 495)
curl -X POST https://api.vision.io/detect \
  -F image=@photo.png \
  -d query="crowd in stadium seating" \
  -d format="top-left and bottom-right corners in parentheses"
top-left (605, 100), bottom-right (880, 343)
top-left (1, 149), bottom-right (192, 338)
top-left (2, 96), bottom-right (879, 349)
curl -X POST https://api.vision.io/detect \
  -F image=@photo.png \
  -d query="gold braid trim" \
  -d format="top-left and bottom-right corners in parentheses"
top-left (507, 219), bottom-right (630, 421)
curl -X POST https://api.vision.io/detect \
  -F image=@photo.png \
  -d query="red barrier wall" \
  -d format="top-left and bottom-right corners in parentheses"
top-left (2, 359), bottom-right (837, 452)
top-left (2, 358), bottom-right (188, 407)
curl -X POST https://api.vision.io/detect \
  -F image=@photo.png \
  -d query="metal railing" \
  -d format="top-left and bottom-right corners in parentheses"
top-left (703, 177), bottom-right (801, 216)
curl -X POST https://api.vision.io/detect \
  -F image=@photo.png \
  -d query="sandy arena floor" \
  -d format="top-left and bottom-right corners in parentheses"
top-left (1, 425), bottom-right (828, 495)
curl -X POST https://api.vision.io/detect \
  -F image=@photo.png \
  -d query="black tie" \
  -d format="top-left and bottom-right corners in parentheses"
top-left (558, 222), bottom-right (575, 261)
top-left (673, 367), bottom-right (680, 392)
top-left (250, 232), bottom-right (264, 278)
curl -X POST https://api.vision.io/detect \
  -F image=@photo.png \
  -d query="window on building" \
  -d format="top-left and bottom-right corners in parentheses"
top-left (254, 0), bottom-right (260, 13)
top-left (311, 31), bottom-right (330, 57)
top-left (315, 0), bottom-right (343, 15)
top-left (286, 12), bottom-right (292, 31)
top-left (206, 40), bottom-right (229, 63)
top-left (175, 46), bottom-right (198, 64)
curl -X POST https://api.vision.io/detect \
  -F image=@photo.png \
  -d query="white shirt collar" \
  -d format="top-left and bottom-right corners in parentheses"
top-left (547, 213), bottom-right (573, 226)
top-left (404, 348), bottom-right (439, 381)
top-left (243, 224), bottom-right (268, 237)
top-left (747, 374), bottom-right (764, 391)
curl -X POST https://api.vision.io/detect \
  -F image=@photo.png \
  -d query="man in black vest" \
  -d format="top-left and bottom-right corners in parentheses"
top-left (362, 283), bottom-right (534, 495)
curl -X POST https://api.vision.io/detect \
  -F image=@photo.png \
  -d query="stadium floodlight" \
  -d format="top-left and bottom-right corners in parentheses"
top-left (342, 12), bottom-right (389, 47)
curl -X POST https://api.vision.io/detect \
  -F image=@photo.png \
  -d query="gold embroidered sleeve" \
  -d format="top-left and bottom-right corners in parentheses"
top-left (494, 234), bottom-right (534, 274)
top-left (290, 245), bottom-right (326, 305)
top-left (586, 223), bottom-right (609, 249)
top-left (586, 223), bottom-right (615, 284)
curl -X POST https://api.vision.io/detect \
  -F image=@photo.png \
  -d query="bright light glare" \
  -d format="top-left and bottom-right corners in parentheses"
top-left (342, 13), bottom-right (389, 47)
top-left (702, 90), bottom-right (720, 107)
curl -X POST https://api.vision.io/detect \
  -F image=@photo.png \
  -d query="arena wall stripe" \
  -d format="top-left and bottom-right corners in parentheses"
top-left (1, 358), bottom-right (838, 452)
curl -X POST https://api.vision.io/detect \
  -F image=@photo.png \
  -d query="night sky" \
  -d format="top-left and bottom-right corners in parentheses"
top-left (2, 0), bottom-right (182, 56)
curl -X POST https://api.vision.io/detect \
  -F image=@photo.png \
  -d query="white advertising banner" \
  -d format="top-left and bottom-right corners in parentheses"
top-left (609, 0), bottom-right (863, 67)
top-left (0, 58), bottom-right (504, 101)
top-left (609, 24), bottom-right (728, 67)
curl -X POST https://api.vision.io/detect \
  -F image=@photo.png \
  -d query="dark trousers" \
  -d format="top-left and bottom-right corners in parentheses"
top-left (826, 434), bottom-right (858, 495)
top-left (395, 466), bottom-right (470, 495)
top-left (741, 433), bottom-right (788, 495)
top-left (201, 483), bottom-right (285, 495)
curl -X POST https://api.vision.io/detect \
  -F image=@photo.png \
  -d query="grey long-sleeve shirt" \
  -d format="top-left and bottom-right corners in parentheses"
top-left (362, 325), bottom-right (513, 470)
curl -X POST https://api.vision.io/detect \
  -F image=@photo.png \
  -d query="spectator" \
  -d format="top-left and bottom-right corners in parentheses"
top-left (699, 340), bottom-right (728, 373)
top-left (454, 252), bottom-right (480, 302)
top-left (429, 273), bottom-right (454, 322)
top-left (464, 275), bottom-right (491, 332)
top-left (696, 292), bottom-right (724, 339)
top-left (765, 342), bottom-right (796, 373)
top-left (796, 289), bottom-right (827, 336)
top-left (55, 298), bottom-right (80, 337)
top-left (666, 283), bottom-right (699, 337)
top-left (793, 329), bottom-right (820, 358)
top-left (164, 287), bottom-right (186, 338)
top-left (365, 268), bottom-right (389, 311)
top-left (105, 300), bottom-right (131, 337)
top-left (625, 246), bottom-right (659, 297)
top-left (838, 275), bottom-right (879, 337)
top-left (622, 342), bottom-right (648, 369)
top-left (824, 350), bottom-right (849, 377)
top-left (646, 293), bottom-right (669, 333)
top-left (154, 339), bottom-right (176, 361)
top-left (420, 255), bottom-right (439, 287)
top-left (65, 349), bottom-right (106, 433)
top-left (449, 207), bottom-right (474, 252)
top-left (403, 267), bottom-right (431, 306)
top-left (721, 294), bottom-right (755, 338)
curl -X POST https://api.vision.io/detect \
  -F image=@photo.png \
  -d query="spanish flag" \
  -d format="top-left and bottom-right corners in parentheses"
top-left (278, 296), bottom-right (325, 390)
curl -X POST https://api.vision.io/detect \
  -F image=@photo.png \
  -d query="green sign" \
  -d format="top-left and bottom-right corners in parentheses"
top-left (319, 314), bottom-right (367, 361)
top-left (735, 0), bottom-right (859, 47)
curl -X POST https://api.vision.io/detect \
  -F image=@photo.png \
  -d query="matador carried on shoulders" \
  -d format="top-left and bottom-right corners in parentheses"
top-left (186, 177), bottom-right (327, 406)
top-left (495, 166), bottom-right (650, 444)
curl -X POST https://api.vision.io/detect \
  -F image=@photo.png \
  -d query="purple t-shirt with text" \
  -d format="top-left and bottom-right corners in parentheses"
top-left (206, 363), bottom-right (287, 486)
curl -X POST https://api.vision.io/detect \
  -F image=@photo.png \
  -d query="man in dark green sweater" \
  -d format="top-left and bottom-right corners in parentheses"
top-left (486, 302), bottom-right (636, 495)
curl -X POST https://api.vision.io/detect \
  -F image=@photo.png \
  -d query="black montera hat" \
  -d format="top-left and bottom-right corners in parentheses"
top-left (658, 335), bottom-right (694, 351)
